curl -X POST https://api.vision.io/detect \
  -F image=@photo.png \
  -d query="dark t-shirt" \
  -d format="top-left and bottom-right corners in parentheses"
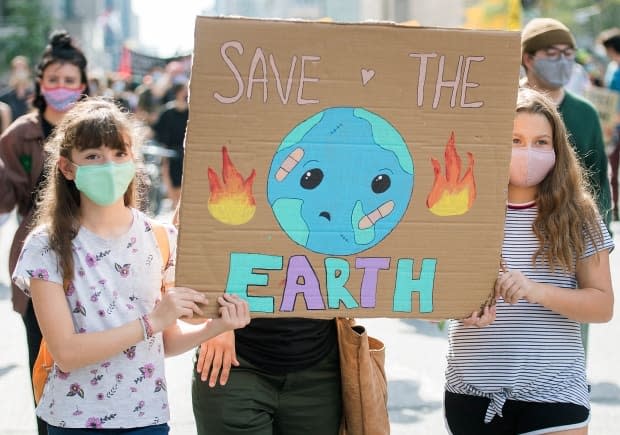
top-left (0, 88), bottom-right (30, 121)
top-left (31, 115), bottom-right (54, 206)
top-left (235, 318), bottom-right (337, 374)
top-left (41, 115), bottom-right (54, 138)
top-left (153, 105), bottom-right (188, 154)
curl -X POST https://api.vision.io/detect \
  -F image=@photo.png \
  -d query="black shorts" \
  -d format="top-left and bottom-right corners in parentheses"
top-left (444, 391), bottom-right (590, 435)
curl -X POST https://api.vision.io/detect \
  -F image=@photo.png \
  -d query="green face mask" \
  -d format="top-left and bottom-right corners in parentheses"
top-left (73, 161), bottom-right (136, 206)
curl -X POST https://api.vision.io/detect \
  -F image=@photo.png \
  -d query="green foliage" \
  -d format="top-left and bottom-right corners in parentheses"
top-left (525, 1), bottom-right (620, 44)
top-left (0, 0), bottom-right (53, 74)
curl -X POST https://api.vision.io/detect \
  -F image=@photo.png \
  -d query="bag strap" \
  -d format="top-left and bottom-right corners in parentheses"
top-left (39, 339), bottom-right (53, 368)
top-left (151, 221), bottom-right (170, 267)
top-left (150, 220), bottom-right (171, 293)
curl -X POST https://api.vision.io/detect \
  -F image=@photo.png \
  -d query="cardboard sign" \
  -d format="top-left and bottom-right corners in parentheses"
top-left (582, 85), bottom-right (619, 146)
top-left (176, 16), bottom-right (521, 319)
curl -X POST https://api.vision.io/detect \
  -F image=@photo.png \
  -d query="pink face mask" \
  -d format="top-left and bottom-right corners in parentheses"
top-left (41, 86), bottom-right (83, 112)
top-left (509, 147), bottom-right (556, 187)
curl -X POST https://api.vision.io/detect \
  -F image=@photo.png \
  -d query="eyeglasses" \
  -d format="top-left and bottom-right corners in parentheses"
top-left (539, 46), bottom-right (576, 61)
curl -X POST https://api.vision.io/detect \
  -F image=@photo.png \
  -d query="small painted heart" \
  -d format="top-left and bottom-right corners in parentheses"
top-left (361, 68), bottom-right (375, 85)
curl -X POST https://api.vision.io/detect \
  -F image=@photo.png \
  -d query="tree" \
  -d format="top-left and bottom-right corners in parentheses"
top-left (0, 0), bottom-right (53, 75)
top-left (525, 0), bottom-right (620, 42)
top-left (512, 0), bottom-right (620, 57)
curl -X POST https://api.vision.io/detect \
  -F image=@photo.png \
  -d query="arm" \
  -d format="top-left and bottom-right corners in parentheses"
top-left (158, 216), bottom-right (249, 358)
top-left (460, 304), bottom-right (497, 328)
top-left (0, 126), bottom-right (26, 213)
top-left (495, 250), bottom-right (613, 323)
top-left (161, 294), bottom-right (249, 357)
top-left (0, 102), bottom-right (11, 134)
top-left (32, 278), bottom-right (145, 372)
top-left (31, 280), bottom-right (208, 372)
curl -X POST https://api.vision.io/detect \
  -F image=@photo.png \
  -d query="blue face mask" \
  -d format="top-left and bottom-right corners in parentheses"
top-left (532, 57), bottom-right (574, 89)
top-left (73, 161), bottom-right (136, 206)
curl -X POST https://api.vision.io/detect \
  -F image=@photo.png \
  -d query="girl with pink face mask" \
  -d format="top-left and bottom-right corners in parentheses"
top-left (0, 30), bottom-right (90, 435)
top-left (444, 88), bottom-right (614, 435)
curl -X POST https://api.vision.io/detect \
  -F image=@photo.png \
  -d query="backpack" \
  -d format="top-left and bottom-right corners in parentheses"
top-left (32, 221), bottom-right (170, 405)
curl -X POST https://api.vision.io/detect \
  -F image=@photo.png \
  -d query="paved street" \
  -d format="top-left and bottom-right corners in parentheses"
top-left (1, 212), bottom-right (619, 434)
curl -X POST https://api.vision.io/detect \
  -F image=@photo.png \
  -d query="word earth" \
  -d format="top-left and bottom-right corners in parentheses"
top-left (225, 253), bottom-right (438, 313)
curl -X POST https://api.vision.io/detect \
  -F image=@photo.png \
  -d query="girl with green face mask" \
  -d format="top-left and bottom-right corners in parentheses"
top-left (69, 152), bottom-right (137, 206)
top-left (11, 98), bottom-right (251, 434)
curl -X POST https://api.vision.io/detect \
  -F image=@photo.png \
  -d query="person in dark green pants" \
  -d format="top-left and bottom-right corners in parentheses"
top-left (191, 319), bottom-right (342, 435)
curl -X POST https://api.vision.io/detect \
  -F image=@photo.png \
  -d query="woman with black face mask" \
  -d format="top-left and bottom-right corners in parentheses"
top-left (0, 29), bottom-right (89, 435)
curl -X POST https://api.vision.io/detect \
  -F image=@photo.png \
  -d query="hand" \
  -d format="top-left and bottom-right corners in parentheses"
top-left (462, 305), bottom-right (496, 328)
top-left (150, 287), bottom-right (207, 333)
top-left (210, 294), bottom-right (251, 332)
top-left (495, 269), bottom-right (541, 304)
top-left (196, 330), bottom-right (238, 386)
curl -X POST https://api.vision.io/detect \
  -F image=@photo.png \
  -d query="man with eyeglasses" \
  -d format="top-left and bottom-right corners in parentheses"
top-left (521, 18), bottom-right (612, 232)
top-left (520, 18), bottom-right (612, 360)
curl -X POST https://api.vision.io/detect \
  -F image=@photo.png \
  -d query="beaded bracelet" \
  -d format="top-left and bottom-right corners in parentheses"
top-left (139, 314), bottom-right (154, 341)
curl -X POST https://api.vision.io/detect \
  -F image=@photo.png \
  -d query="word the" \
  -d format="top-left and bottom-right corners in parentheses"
top-left (408, 53), bottom-right (485, 109)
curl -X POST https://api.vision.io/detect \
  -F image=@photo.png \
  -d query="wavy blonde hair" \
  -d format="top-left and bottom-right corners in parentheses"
top-left (516, 88), bottom-right (603, 272)
top-left (33, 98), bottom-right (145, 283)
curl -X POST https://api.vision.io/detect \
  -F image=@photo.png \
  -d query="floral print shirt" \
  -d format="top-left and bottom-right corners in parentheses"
top-left (13, 209), bottom-right (177, 429)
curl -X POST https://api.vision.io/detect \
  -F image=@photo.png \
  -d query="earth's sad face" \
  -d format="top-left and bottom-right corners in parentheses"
top-left (267, 107), bottom-right (414, 255)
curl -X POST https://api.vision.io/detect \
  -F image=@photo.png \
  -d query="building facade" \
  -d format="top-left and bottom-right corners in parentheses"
top-left (0, 0), bottom-right (137, 75)
top-left (212, 0), bottom-right (464, 26)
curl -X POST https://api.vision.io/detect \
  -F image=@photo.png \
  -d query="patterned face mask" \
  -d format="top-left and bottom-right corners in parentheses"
top-left (41, 86), bottom-right (83, 112)
top-left (509, 147), bottom-right (556, 187)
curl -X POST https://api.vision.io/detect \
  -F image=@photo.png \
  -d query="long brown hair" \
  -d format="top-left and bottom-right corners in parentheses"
top-left (516, 88), bottom-right (603, 272)
top-left (34, 98), bottom-right (144, 283)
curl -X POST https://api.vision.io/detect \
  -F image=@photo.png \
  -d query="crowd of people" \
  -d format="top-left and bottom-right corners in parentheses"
top-left (0, 41), bottom-right (188, 215)
top-left (0, 16), bottom-right (617, 435)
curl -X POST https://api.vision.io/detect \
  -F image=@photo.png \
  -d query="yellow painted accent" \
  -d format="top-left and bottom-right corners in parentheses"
top-left (429, 189), bottom-right (471, 217)
top-left (208, 195), bottom-right (256, 225)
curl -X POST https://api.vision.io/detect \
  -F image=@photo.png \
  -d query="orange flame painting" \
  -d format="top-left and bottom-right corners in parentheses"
top-left (207, 146), bottom-right (257, 225)
top-left (426, 132), bottom-right (476, 216)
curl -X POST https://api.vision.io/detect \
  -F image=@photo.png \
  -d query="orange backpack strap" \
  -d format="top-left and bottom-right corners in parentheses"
top-left (151, 220), bottom-right (171, 293)
top-left (151, 221), bottom-right (170, 267)
top-left (32, 338), bottom-right (53, 405)
top-left (33, 278), bottom-right (70, 405)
